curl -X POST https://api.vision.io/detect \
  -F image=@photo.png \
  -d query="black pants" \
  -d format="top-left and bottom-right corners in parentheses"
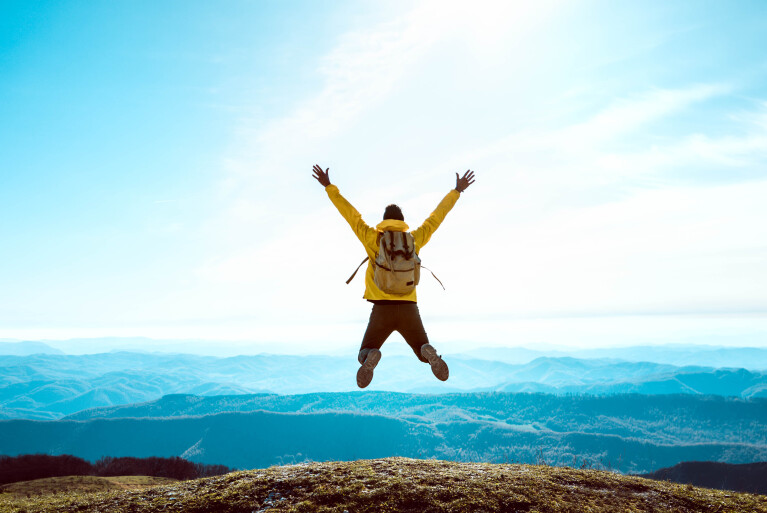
top-left (358, 303), bottom-right (430, 364)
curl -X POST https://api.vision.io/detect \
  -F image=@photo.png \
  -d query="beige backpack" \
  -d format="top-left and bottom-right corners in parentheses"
top-left (346, 231), bottom-right (444, 294)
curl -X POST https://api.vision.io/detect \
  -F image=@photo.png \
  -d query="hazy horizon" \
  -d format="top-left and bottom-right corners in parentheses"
top-left (3, 335), bottom-right (767, 359)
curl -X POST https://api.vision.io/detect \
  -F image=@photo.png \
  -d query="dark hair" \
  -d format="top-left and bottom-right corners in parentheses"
top-left (383, 204), bottom-right (404, 221)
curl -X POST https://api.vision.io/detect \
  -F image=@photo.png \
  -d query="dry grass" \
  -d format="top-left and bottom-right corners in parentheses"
top-left (1, 457), bottom-right (765, 513)
top-left (0, 475), bottom-right (178, 497)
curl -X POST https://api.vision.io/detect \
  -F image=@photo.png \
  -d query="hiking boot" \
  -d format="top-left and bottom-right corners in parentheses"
top-left (356, 349), bottom-right (381, 388)
top-left (421, 344), bottom-right (449, 381)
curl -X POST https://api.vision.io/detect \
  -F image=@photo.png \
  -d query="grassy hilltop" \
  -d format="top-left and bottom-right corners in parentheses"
top-left (0, 475), bottom-right (177, 496)
top-left (1, 458), bottom-right (766, 513)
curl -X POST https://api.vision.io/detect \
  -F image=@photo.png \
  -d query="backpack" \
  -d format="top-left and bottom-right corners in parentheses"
top-left (346, 231), bottom-right (444, 294)
top-left (374, 230), bottom-right (421, 294)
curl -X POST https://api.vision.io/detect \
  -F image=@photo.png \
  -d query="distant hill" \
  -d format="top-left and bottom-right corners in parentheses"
top-left (462, 345), bottom-right (767, 370)
top-left (25, 337), bottom-right (767, 370)
top-left (0, 341), bottom-right (63, 356)
top-left (0, 410), bottom-right (427, 470)
top-left (1, 458), bottom-right (765, 513)
top-left (494, 361), bottom-right (767, 397)
top-left (3, 352), bottom-right (767, 419)
top-left (0, 475), bottom-right (178, 497)
top-left (639, 461), bottom-right (767, 495)
top-left (0, 454), bottom-right (231, 486)
top-left (5, 392), bottom-right (767, 474)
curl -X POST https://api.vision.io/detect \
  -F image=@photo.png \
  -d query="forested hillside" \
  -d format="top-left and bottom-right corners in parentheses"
top-left (3, 392), bottom-right (766, 474)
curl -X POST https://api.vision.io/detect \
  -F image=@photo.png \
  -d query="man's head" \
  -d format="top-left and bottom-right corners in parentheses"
top-left (383, 204), bottom-right (404, 221)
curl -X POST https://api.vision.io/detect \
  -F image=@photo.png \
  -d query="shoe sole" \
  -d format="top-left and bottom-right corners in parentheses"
top-left (356, 349), bottom-right (381, 388)
top-left (421, 344), bottom-right (449, 381)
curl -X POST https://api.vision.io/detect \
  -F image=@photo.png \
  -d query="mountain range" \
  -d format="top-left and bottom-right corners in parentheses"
top-left (4, 340), bottom-right (767, 369)
top-left (2, 351), bottom-right (766, 419)
top-left (2, 391), bottom-right (765, 474)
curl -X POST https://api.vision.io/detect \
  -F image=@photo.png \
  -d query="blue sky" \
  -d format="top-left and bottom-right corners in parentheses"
top-left (1, 0), bottom-right (766, 354)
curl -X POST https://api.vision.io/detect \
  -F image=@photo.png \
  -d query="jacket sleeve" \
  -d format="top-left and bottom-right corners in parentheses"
top-left (412, 189), bottom-right (461, 248)
top-left (325, 184), bottom-right (377, 249)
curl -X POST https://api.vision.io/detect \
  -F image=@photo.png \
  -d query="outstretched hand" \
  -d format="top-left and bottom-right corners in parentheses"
top-left (455, 170), bottom-right (476, 192)
top-left (312, 164), bottom-right (331, 187)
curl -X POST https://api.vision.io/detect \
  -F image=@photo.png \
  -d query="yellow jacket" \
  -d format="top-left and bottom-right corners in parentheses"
top-left (325, 184), bottom-right (461, 302)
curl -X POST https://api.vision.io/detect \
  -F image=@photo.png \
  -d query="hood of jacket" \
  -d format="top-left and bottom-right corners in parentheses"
top-left (376, 219), bottom-right (409, 232)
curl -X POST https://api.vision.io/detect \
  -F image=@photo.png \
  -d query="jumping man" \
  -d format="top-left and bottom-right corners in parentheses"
top-left (312, 164), bottom-right (476, 388)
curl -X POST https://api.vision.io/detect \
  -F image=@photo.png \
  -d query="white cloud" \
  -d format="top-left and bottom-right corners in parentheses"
top-left (357, 87), bottom-right (767, 322)
top-left (559, 85), bottom-right (727, 148)
top-left (190, 37), bottom-right (767, 334)
top-left (52, 2), bottom-right (767, 346)
top-left (208, 0), bottom-right (566, 233)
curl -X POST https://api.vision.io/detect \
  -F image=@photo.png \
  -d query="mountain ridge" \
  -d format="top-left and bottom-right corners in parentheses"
top-left (3, 352), bottom-right (767, 420)
top-left (4, 392), bottom-right (766, 474)
top-left (639, 461), bottom-right (767, 495)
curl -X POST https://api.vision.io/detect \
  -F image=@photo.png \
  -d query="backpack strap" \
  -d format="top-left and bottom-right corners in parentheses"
top-left (402, 232), bottom-right (411, 259)
top-left (346, 257), bottom-right (445, 289)
top-left (346, 256), bottom-right (369, 284)
top-left (420, 265), bottom-right (446, 290)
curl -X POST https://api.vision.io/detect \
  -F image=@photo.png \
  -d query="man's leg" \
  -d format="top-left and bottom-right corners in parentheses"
top-left (357, 304), bottom-right (396, 388)
top-left (396, 303), bottom-right (430, 363)
top-left (397, 303), bottom-right (449, 381)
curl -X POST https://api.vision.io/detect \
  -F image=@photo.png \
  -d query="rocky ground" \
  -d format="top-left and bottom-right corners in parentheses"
top-left (1, 457), bottom-right (766, 512)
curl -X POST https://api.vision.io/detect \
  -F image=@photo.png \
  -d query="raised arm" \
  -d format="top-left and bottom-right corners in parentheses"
top-left (412, 170), bottom-right (476, 248)
top-left (313, 164), bottom-right (377, 249)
